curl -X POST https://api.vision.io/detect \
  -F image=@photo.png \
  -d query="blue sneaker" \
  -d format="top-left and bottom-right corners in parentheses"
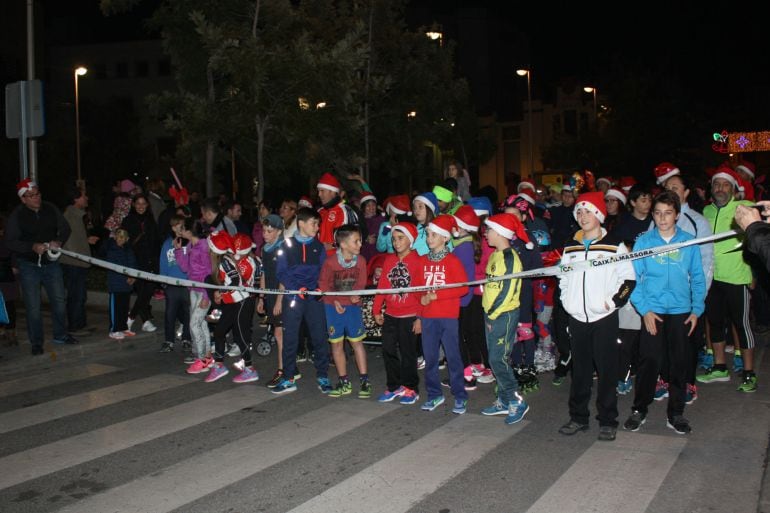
top-left (616, 378), bottom-right (633, 395)
top-left (733, 352), bottom-right (744, 373)
top-left (452, 399), bottom-right (467, 415)
top-left (481, 399), bottom-right (508, 416)
top-left (317, 377), bottom-right (333, 394)
top-left (271, 378), bottom-right (297, 394)
top-left (420, 396), bottom-right (445, 411)
top-left (699, 350), bottom-right (714, 370)
top-left (378, 386), bottom-right (406, 403)
top-left (505, 396), bottom-right (530, 425)
top-left (653, 379), bottom-right (668, 401)
top-left (398, 387), bottom-right (419, 405)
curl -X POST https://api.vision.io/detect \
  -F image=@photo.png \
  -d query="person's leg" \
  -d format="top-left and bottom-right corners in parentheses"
top-left (421, 318), bottom-right (443, 400)
top-left (164, 286), bottom-right (181, 343)
top-left (459, 304), bottom-right (473, 367)
top-left (129, 279), bottom-right (154, 322)
top-left (233, 298), bottom-right (255, 367)
top-left (397, 316), bottom-right (420, 391)
top-left (633, 317), bottom-right (664, 417)
top-left (468, 296), bottom-right (488, 367)
top-left (442, 318), bottom-right (468, 401)
top-left (17, 260), bottom-right (43, 348)
top-left (593, 312), bottom-right (620, 428)
top-left (552, 299), bottom-right (572, 379)
top-left (178, 287), bottom-right (191, 341)
top-left (189, 291), bottom-right (210, 358)
top-left (484, 310), bottom-right (520, 405)
top-left (212, 304), bottom-right (238, 362)
top-left (567, 317), bottom-right (593, 426)
top-left (280, 299), bottom-right (303, 380)
top-left (42, 262), bottom-right (68, 341)
top-left (381, 315), bottom-right (401, 392)
top-left (305, 300), bottom-right (329, 379)
top-left (113, 293), bottom-right (130, 332)
top-left (63, 264), bottom-right (88, 330)
top-left (665, 313), bottom-right (689, 420)
top-left (706, 282), bottom-right (728, 366)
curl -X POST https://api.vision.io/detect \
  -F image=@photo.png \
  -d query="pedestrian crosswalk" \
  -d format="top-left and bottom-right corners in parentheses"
top-left (0, 358), bottom-right (766, 513)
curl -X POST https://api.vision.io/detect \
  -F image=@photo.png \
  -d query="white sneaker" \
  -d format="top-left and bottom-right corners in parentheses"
top-left (109, 331), bottom-right (125, 340)
top-left (126, 317), bottom-right (135, 332)
top-left (233, 358), bottom-right (245, 371)
top-left (142, 320), bottom-right (157, 332)
top-left (226, 344), bottom-right (242, 357)
top-left (417, 356), bottom-right (425, 370)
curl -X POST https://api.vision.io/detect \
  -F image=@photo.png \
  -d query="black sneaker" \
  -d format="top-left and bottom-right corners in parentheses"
top-left (558, 420), bottom-right (589, 435)
top-left (623, 410), bottom-right (647, 432)
top-left (598, 426), bottom-right (617, 441)
top-left (182, 340), bottom-right (192, 353)
top-left (666, 416), bottom-right (692, 435)
top-left (159, 342), bottom-right (174, 353)
top-left (438, 358), bottom-right (447, 370)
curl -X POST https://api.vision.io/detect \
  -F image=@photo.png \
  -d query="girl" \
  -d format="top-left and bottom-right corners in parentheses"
top-left (411, 192), bottom-right (439, 256)
top-left (121, 194), bottom-right (160, 333)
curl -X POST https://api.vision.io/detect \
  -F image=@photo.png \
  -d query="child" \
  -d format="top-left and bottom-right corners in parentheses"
top-left (557, 192), bottom-right (636, 442)
top-left (417, 215), bottom-right (470, 414)
top-left (272, 207), bottom-right (332, 394)
top-left (257, 214), bottom-right (289, 387)
top-left (158, 215), bottom-right (192, 353)
top-left (319, 224), bottom-right (370, 397)
top-left (480, 213), bottom-right (530, 424)
top-left (624, 191), bottom-right (705, 435)
top-left (105, 229), bottom-right (136, 339)
top-left (206, 232), bottom-right (260, 383)
top-left (373, 222), bottom-right (423, 404)
top-left (175, 221), bottom-right (216, 372)
top-left (411, 192), bottom-right (439, 256)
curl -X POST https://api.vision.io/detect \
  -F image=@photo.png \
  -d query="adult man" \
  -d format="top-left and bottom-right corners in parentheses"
top-left (60, 186), bottom-right (99, 335)
top-left (223, 200), bottom-right (249, 235)
top-left (5, 179), bottom-right (78, 354)
top-left (698, 166), bottom-right (757, 392)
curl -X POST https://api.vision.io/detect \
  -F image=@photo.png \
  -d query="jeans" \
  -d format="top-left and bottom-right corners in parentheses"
top-left (282, 296), bottom-right (329, 381)
top-left (164, 285), bottom-right (190, 343)
top-left (485, 309), bottom-right (520, 405)
top-left (18, 259), bottom-right (67, 347)
top-left (63, 264), bottom-right (89, 331)
top-left (421, 317), bottom-right (467, 402)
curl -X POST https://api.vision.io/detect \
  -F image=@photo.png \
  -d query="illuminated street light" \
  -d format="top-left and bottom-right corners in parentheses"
top-left (584, 86), bottom-right (598, 124)
top-left (74, 66), bottom-right (88, 183)
top-left (316, 101), bottom-right (327, 109)
top-left (407, 111), bottom-right (417, 118)
top-left (516, 68), bottom-right (533, 178)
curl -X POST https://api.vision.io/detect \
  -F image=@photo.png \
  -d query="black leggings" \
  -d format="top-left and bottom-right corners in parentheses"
top-left (129, 278), bottom-right (154, 322)
top-left (459, 296), bottom-right (488, 367)
top-left (213, 297), bottom-right (256, 366)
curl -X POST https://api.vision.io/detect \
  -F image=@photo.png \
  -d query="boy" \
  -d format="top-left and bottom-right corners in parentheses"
top-left (624, 191), bottom-right (705, 435)
top-left (158, 215), bottom-right (191, 353)
top-left (417, 215), bottom-right (469, 414)
top-left (272, 207), bottom-right (332, 394)
top-left (373, 222), bottom-right (423, 405)
top-left (105, 229), bottom-right (136, 339)
top-left (479, 213), bottom-right (531, 424)
top-left (319, 225), bottom-right (370, 398)
top-left (557, 192), bottom-right (636, 441)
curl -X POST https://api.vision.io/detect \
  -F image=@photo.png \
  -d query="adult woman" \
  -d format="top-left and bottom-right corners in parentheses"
top-left (121, 194), bottom-right (160, 332)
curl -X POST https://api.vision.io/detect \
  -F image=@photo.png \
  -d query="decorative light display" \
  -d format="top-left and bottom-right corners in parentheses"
top-left (726, 130), bottom-right (770, 153)
top-left (712, 131), bottom-right (728, 153)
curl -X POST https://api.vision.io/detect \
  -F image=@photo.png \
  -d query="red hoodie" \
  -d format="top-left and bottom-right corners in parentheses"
top-left (373, 251), bottom-right (424, 318)
top-left (415, 252), bottom-right (469, 318)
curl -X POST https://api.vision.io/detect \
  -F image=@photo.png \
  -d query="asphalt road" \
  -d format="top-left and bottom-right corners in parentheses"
top-left (0, 304), bottom-right (768, 513)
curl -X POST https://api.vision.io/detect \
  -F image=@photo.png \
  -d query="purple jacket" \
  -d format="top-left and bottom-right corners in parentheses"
top-left (174, 238), bottom-right (211, 292)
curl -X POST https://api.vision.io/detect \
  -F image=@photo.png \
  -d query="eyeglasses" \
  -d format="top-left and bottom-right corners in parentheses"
top-left (23, 191), bottom-right (41, 198)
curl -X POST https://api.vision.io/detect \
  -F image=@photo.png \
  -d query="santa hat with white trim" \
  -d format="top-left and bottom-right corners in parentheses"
top-left (654, 162), bottom-right (680, 185)
top-left (736, 161), bottom-right (756, 180)
top-left (16, 178), bottom-right (37, 197)
top-left (391, 222), bottom-right (418, 247)
top-left (515, 191), bottom-right (536, 206)
top-left (573, 191), bottom-right (607, 223)
top-left (359, 193), bottom-right (377, 206)
top-left (298, 196), bottom-right (313, 209)
top-left (596, 176), bottom-right (613, 189)
top-left (385, 194), bottom-right (411, 216)
top-left (316, 172), bottom-right (341, 193)
top-left (517, 179), bottom-right (536, 193)
top-left (427, 214), bottom-right (457, 240)
top-left (413, 192), bottom-right (439, 214)
top-left (231, 233), bottom-right (255, 256)
top-left (605, 187), bottom-right (627, 205)
top-left (208, 230), bottom-right (233, 255)
top-left (619, 176), bottom-right (636, 193)
top-left (485, 213), bottom-right (533, 249)
top-left (452, 205), bottom-right (480, 233)
top-left (711, 164), bottom-right (739, 189)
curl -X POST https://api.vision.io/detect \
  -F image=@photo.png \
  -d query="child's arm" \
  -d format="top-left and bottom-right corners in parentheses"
top-left (350, 256), bottom-right (368, 304)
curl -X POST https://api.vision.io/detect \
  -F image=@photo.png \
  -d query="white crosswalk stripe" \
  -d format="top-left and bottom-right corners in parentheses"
top-left (0, 363), bottom-right (118, 398)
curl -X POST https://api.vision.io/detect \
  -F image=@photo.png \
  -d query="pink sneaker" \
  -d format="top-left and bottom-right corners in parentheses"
top-left (232, 367), bottom-right (259, 383)
top-left (476, 368), bottom-right (495, 384)
top-left (186, 357), bottom-right (212, 374)
top-left (123, 330), bottom-right (136, 337)
top-left (204, 363), bottom-right (229, 383)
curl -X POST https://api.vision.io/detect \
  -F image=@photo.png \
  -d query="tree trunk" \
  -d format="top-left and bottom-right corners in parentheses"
top-left (363, 1), bottom-right (374, 183)
top-left (255, 114), bottom-right (268, 204)
top-left (205, 66), bottom-right (216, 196)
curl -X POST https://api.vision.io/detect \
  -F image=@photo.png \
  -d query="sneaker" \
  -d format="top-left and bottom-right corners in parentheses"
top-left (378, 386), bottom-right (406, 403)
top-left (464, 377), bottom-right (478, 391)
top-left (623, 410), bottom-right (647, 431)
top-left (204, 363), bottom-right (229, 383)
top-left (317, 377), bottom-right (333, 394)
top-left (296, 349), bottom-right (309, 363)
top-left (126, 317), bottom-right (135, 332)
top-left (598, 426), bottom-right (617, 441)
top-left (52, 334), bottom-right (79, 345)
top-left (505, 395), bottom-right (530, 425)
top-left (358, 381), bottom-right (373, 399)
top-left (399, 388), bottom-right (419, 405)
top-left (452, 399), bottom-right (468, 415)
top-left (552, 374), bottom-right (566, 386)
top-left (421, 396), bottom-right (445, 411)
top-left (438, 358), bottom-right (447, 370)
top-left (205, 309), bottom-right (222, 323)
top-left (685, 383), bottom-right (698, 404)
top-left (476, 368), bottom-right (495, 384)
top-left (182, 340), bottom-right (192, 352)
top-left (233, 358), bottom-right (245, 371)
top-left (175, 326), bottom-right (184, 341)
top-left (141, 320), bottom-right (157, 332)
top-left (440, 378), bottom-right (452, 388)
top-left (725, 344), bottom-right (735, 354)
top-left (470, 364), bottom-right (486, 377)
top-left (696, 368), bottom-right (730, 383)
top-left (226, 344), bottom-right (242, 357)
top-left (416, 356), bottom-right (426, 370)
top-left (183, 354), bottom-right (195, 364)
top-left (558, 420), bottom-right (589, 436)
top-left (699, 350), bottom-right (714, 370)
top-left (666, 415), bottom-right (692, 434)
top-left (271, 377), bottom-right (297, 394)
top-left (733, 353), bottom-right (744, 373)
top-left (109, 331), bottom-right (125, 340)
top-left (123, 330), bottom-right (136, 337)
top-left (481, 399), bottom-right (508, 416)
top-left (737, 374), bottom-right (758, 393)
top-left (653, 379), bottom-right (669, 401)
top-left (616, 378), bottom-right (633, 395)
top-left (328, 380), bottom-right (353, 397)
top-left (232, 367), bottom-right (259, 383)
top-left (186, 357), bottom-right (213, 374)
top-left (266, 370), bottom-right (284, 389)
top-left (159, 342), bottom-right (174, 353)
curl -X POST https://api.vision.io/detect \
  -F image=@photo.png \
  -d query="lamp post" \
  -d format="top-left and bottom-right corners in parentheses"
top-left (517, 68), bottom-right (533, 179)
top-left (583, 86), bottom-right (597, 126)
top-left (74, 66), bottom-right (87, 184)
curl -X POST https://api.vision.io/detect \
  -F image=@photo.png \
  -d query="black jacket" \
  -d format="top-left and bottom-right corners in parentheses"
top-left (5, 201), bottom-right (71, 263)
top-left (745, 221), bottom-right (770, 274)
top-left (121, 210), bottom-right (159, 272)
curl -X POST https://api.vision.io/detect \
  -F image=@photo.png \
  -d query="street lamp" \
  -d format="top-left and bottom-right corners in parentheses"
top-left (583, 86), bottom-right (598, 125)
top-left (74, 66), bottom-right (87, 183)
top-left (517, 68), bottom-right (533, 179)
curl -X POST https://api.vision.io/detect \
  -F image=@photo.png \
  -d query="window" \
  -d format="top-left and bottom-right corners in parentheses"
top-left (135, 60), bottom-right (149, 78)
top-left (116, 61), bottom-right (128, 78)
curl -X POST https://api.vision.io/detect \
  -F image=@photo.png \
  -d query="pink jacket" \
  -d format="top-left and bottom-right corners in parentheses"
top-left (174, 238), bottom-right (212, 292)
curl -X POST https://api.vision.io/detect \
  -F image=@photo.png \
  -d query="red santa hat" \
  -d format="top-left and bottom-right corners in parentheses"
top-left (427, 214), bottom-right (457, 240)
top-left (385, 194), bottom-right (411, 216)
top-left (515, 191), bottom-right (536, 206)
top-left (736, 161), bottom-right (756, 180)
top-left (738, 177), bottom-right (755, 201)
top-left (231, 233), bottom-right (255, 256)
top-left (605, 187), bottom-right (627, 205)
top-left (391, 222), bottom-right (418, 246)
top-left (208, 230), bottom-right (233, 255)
top-left (316, 172), bottom-right (341, 193)
top-left (654, 162), bottom-right (681, 185)
top-left (711, 165), bottom-right (739, 189)
top-left (16, 178), bottom-right (37, 197)
top-left (485, 213), bottom-right (533, 249)
top-left (517, 179), bottom-right (536, 193)
top-left (452, 205), bottom-right (480, 233)
top-left (619, 176), bottom-right (636, 192)
top-left (596, 176), bottom-right (613, 188)
top-left (359, 193), bottom-right (377, 206)
top-left (573, 191), bottom-right (607, 223)
top-left (298, 196), bottom-right (314, 209)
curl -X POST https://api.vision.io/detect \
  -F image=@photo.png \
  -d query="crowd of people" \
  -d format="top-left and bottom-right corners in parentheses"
top-left (2, 157), bottom-right (769, 440)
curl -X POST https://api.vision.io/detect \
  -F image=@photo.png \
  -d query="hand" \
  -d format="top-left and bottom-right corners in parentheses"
top-left (334, 300), bottom-right (346, 314)
top-left (412, 318), bottom-right (421, 335)
top-left (420, 292), bottom-right (437, 306)
top-left (199, 297), bottom-right (210, 309)
top-left (256, 297), bottom-right (265, 315)
top-left (87, 236), bottom-right (100, 245)
top-left (735, 205), bottom-right (763, 231)
top-left (48, 241), bottom-right (61, 250)
top-left (32, 243), bottom-right (47, 255)
top-left (126, 277), bottom-right (136, 285)
top-left (643, 311), bottom-right (663, 335)
top-left (172, 238), bottom-right (182, 250)
top-left (374, 313), bottom-right (384, 326)
top-left (273, 298), bottom-right (282, 316)
top-left (367, 234), bottom-right (376, 244)
top-left (350, 295), bottom-right (360, 304)
top-left (684, 314), bottom-right (698, 336)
